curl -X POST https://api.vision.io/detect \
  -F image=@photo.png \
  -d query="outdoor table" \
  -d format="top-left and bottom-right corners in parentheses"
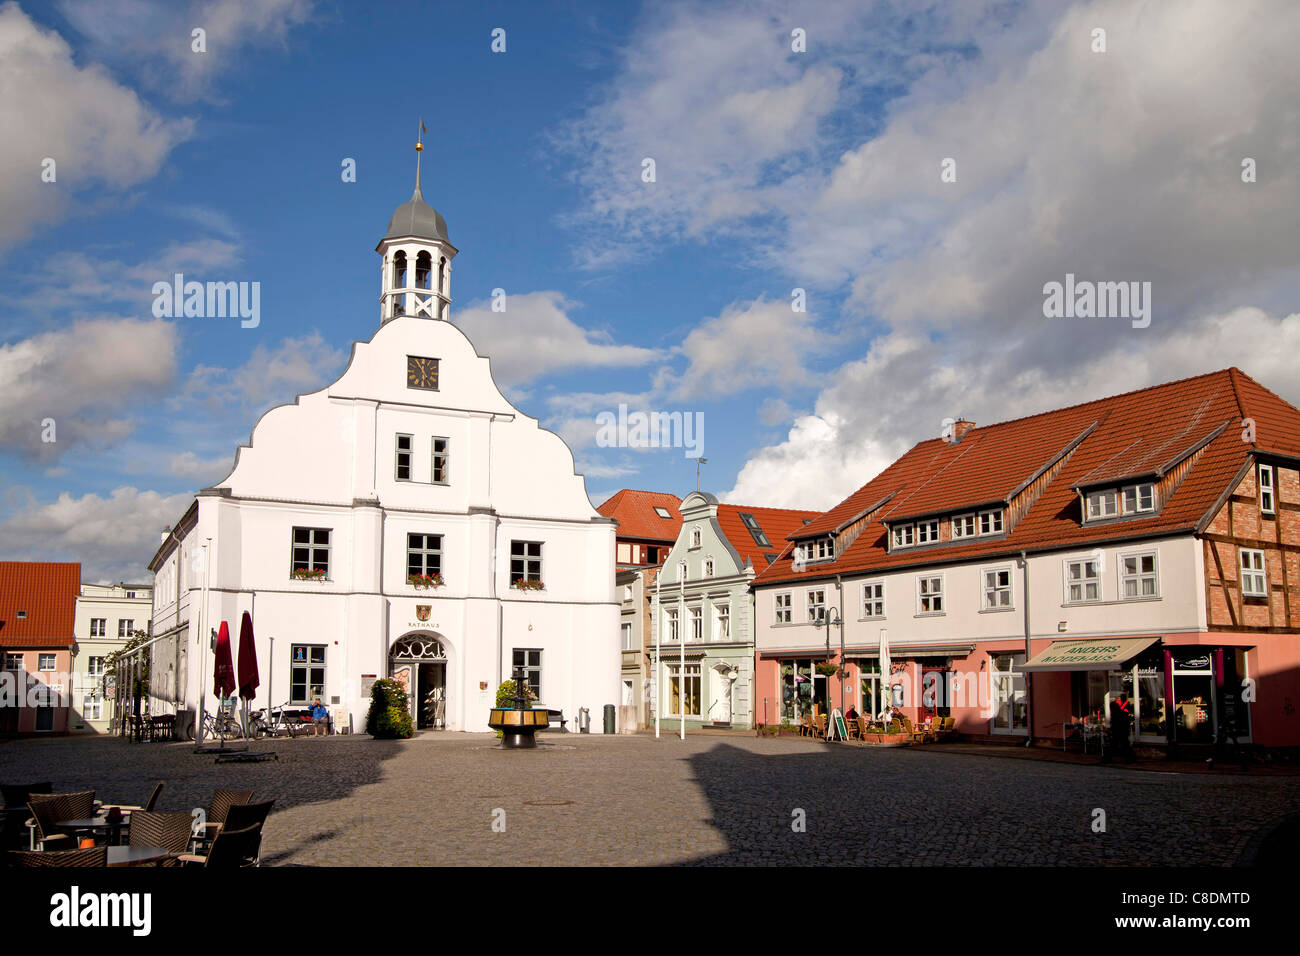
top-left (108, 845), bottom-right (172, 867)
top-left (57, 816), bottom-right (130, 846)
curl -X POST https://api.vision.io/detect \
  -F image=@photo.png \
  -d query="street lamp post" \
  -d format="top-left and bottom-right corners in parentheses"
top-left (822, 607), bottom-right (844, 735)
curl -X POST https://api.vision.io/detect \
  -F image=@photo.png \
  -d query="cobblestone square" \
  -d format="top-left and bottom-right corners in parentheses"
top-left (2, 734), bottom-right (1295, 866)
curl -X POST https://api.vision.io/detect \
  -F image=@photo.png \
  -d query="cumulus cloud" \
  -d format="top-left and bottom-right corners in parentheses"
top-left (56, 0), bottom-right (315, 101)
top-left (0, 3), bottom-right (190, 251)
top-left (455, 291), bottom-right (659, 388)
top-left (167, 450), bottom-right (232, 484)
top-left (0, 485), bottom-right (194, 582)
top-left (0, 317), bottom-right (179, 460)
top-left (177, 331), bottom-right (346, 411)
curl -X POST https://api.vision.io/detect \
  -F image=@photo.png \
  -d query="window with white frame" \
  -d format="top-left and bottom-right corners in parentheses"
top-left (809, 537), bottom-right (834, 561)
top-left (666, 608), bottom-right (679, 641)
top-left (807, 589), bottom-right (826, 624)
top-left (291, 527), bottom-right (331, 577)
top-left (39, 654), bottom-right (56, 671)
top-left (774, 592), bottom-right (792, 624)
top-left (689, 607), bottom-right (702, 641)
top-left (5, 653), bottom-right (22, 671)
top-left (916, 520), bottom-right (940, 544)
top-left (83, 691), bottom-right (102, 721)
top-left (395, 433), bottom-right (413, 480)
top-left (1240, 549), bottom-right (1268, 598)
top-left (952, 514), bottom-right (977, 539)
top-left (982, 567), bottom-right (1012, 609)
top-left (290, 645), bottom-right (326, 704)
top-left (87, 656), bottom-right (105, 677)
top-left (690, 527), bottom-right (702, 548)
top-left (117, 619), bottom-right (134, 637)
top-left (1086, 489), bottom-right (1119, 520)
top-left (862, 580), bottom-right (885, 619)
top-left (1065, 557), bottom-right (1101, 603)
top-left (510, 540), bottom-right (543, 583)
top-left (1258, 465), bottom-right (1275, 516)
top-left (715, 604), bottom-right (730, 641)
top-left (917, 575), bottom-right (944, 614)
top-left (621, 622), bottom-right (636, 650)
top-left (1120, 552), bottom-right (1159, 598)
top-left (891, 524), bottom-right (914, 548)
top-left (432, 437), bottom-right (450, 484)
top-left (654, 506), bottom-right (672, 519)
top-left (704, 557), bottom-right (714, 577)
top-left (1122, 483), bottom-right (1155, 514)
top-left (407, 533), bottom-right (443, 579)
top-left (90, 618), bottom-right (106, 637)
top-left (666, 662), bottom-right (701, 717)
top-left (979, 510), bottom-right (1004, 535)
top-left (678, 560), bottom-right (687, 582)
top-left (513, 649), bottom-right (543, 700)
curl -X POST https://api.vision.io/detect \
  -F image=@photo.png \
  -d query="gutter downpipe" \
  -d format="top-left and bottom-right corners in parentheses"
top-left (1020, 550), bottom-right (1033, 747)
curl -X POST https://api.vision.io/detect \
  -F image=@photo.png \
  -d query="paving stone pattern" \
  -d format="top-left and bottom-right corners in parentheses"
top-left (1, 734), bottom-right (1294, 865)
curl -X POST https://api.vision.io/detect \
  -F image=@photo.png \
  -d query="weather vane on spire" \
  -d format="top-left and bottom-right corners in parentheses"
top-left (415, 117), bottom-right (427, 192)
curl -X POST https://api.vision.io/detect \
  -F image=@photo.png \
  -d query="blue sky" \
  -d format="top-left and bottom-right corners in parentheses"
top-left (3, 0), bottom-right (1300, 581)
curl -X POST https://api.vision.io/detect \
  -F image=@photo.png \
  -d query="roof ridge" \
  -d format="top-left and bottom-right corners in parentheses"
top-left (921, 367), bottom-right (1236, 439)
top-left (719, 503), bottom-right (821, 515)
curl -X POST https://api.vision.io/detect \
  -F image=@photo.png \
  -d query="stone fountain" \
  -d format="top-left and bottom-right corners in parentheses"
top-left (488, 667), bottom-right (549, 748)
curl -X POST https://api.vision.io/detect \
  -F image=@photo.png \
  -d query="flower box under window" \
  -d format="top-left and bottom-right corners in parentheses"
top-left (408, 573), bottom-right (445, 589)
top-left (291, 568), bottom-right (327, 581)
top-left (512, 579), bottom-right (546, 591)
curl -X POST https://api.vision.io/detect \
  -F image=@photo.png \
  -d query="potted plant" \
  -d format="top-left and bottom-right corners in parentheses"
top-left (291, 567), bottom-right (326, 581)
top-left (365, 678), bottom-right (413, 739)
top-left (512, 578), bottom-right (545, 591)
top-left (407, 572), bottom-right (445, 589)
top-left (815, 661), bottom-right (840, 677)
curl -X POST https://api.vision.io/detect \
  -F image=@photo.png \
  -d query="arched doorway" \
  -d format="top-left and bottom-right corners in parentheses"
top-left (389, 634), bottom-right (448, 730)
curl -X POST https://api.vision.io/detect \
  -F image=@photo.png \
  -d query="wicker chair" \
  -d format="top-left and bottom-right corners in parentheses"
top-left (8, 844), bottom-right (107, 867)
top-left (179, 824), bottom-right (262, 868)
top-left (1, 783), bottom-right (52, 851)
top-left (26, 791), bottom-right (95, 850)
top-left (196, 788), bottom-right (254, 847)
top-left (128, 811), bottom-right (193, 864)
top-left (221, 800), bottom-right (274, 865)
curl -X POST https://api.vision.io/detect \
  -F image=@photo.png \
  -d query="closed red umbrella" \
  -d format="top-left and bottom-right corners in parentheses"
top-left (213, 620), bottom-right (236, 699)
top-left (237, 611), bottom-right (259, 700)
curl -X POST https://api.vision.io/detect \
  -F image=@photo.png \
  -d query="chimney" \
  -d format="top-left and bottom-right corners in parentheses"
top-left (949, 418), bottom-right (975, 444)
top-left (160, 524), bottom-right (171, 542)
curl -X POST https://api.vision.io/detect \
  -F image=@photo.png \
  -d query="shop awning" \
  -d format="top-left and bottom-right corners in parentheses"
top-left (1020, 636), bottom-right (1161, 672)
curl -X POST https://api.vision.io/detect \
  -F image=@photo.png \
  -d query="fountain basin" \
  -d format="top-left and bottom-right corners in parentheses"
top-left (488, 707), bottom-right (550, 748)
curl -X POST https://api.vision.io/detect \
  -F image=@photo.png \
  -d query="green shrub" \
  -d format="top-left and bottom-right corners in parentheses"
top-left (366, 678), bottom-right (414, 739)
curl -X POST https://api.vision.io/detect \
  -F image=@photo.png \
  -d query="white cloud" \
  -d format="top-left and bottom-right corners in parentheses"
top-left (167, 450), bottom-right (231, 483)
top-left (0, 3), bottom-right (190, 251)
top-left (666, 296), bottom-right (820, 401)
top-left (0, 317), bottom-right (179, 460)
top-left (455, 291), bottom-right (659, 388)
top-left (177, 331), bottom-right (346, 411)
top-left (0, 485), bottom-right (193, 582)
top-left (56, 0), bottom-right (315, 101)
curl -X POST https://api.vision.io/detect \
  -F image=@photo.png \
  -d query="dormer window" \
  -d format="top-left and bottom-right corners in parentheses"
top-left (892, 524), bottom-right (914, 548)
top-left (952, 514), bottom-right (977, 539)
top-left (799, 536), bottom-right (835, 563)
top-left (916, 520), bottom-right (940, 544)
top-left (979, 511), bottom-right (1003, 535)
top-left (1122, 483), bottom-right (1155, 514)
top-left (1085, 490), bottom-right (1119, 521)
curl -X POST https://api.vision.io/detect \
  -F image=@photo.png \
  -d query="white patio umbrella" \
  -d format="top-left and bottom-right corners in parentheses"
top-left (878, 627), bottom-right (891, 717)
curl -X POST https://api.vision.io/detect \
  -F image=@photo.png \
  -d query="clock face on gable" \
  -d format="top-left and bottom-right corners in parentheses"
top-left (406, 355), bottom-right (440, 390)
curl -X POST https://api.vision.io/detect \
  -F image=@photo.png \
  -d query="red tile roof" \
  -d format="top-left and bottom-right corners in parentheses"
top-left (755, 368), bottom-right (1296, 587)
top-left (0, 562), bottom-right (80, 648)
top-left (716, 505), bottom-right (822, 570)
top-left (597, 489), bottom-right (683, 542)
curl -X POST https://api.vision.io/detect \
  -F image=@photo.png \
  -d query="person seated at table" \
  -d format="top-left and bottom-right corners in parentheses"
top-left (877, 704), bottom-right (894, 725)
top-left (309, 697), bottom-right (330, 736)
top-left (845, 706), bottom-right (859, 722)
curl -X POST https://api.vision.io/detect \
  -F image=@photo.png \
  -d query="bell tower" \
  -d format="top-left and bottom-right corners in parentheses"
top-left (376, 123), bottom-right (458, 324)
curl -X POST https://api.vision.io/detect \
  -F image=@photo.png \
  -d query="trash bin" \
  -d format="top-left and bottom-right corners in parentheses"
top-left (603, 703), bottom-right (616, 735)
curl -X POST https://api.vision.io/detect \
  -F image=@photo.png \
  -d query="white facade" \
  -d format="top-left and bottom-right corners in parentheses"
top-left (72, 583), bottom-right (153, 733)
top-left (149, 183), bottom-right (619, 734)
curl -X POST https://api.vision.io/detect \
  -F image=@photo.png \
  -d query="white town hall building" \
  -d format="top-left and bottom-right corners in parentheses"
top-left (147, 155), bottom-right (619, 734)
